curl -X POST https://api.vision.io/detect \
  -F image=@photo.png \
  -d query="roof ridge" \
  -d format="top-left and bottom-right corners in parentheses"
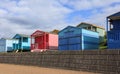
top-left (15, 33), bottom-right (30, 37)
top-left (77, 22), bottom-right (105, 30)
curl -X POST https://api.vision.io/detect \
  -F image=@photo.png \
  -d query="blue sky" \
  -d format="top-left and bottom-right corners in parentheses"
top-left (0, 0), bottom-right (120, 38)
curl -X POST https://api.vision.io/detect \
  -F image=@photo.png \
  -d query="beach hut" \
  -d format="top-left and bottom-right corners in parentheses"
top-left (13, 34), bottom-right (30, 52)
top-left (77, 22), bottom-right (105, 43)
top-left (0, 38), bottom-right (18, 52)
top-left (31, 30), bottom-right (58, 52)
top-left (107, 12), bottom-right (120, 49)
top-left (59, 26), bottom-right (99, 50)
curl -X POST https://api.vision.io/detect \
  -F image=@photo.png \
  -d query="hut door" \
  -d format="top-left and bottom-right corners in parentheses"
top-left (35, 43), bottom-right (38, 49)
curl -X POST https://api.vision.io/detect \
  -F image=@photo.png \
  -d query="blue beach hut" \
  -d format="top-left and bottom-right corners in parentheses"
top-left (0, 38), bottom-right (18, 52)
top-left (107, 12), bottom-right (120, 49)
top-left (58, 26), bottom-right (99, 50)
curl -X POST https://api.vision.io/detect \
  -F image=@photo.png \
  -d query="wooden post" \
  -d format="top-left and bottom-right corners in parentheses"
top-left (12, 40), bottom-right (14, 51)
top-left (106, 18), bottom-right (109, 48)
top-left (15, 40), bottom-right (16, 51)
top-left (106, 18), bottom-right (108, 31)
top-left (21, 37), bottom-right (23, 52)
top-left (91, 26), bottom-right (92, 31)
top-left (44, 33), bottom-right (46, 49)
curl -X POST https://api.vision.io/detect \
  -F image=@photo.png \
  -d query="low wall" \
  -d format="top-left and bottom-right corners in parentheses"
top-left (0, 50), bottom-right (120, 74)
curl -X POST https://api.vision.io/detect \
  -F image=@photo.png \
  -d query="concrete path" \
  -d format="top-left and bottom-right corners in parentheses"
top-left (0, 63), bottom-right (100, 74)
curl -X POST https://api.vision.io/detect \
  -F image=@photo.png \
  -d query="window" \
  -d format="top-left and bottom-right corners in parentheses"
top-left (88, 26), bottom-right (91, 30)
top-left (92, 27), bottom-right (97, 32)
top-left (83, 27), bottom-right (87, 29)
top-left (23, 37), bottom-right (28, 42)
top-left (110, 24), bottom-right (113, 30)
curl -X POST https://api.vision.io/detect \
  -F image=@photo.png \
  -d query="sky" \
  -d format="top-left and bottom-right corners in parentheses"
top-left (0, 0), bottom-right (120, 38)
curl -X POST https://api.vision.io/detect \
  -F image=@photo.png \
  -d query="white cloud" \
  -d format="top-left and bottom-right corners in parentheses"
top-left (0, 0), bottom-right (73, 38)
top-left (59, 0), bottom-right (120, 10)
top-left (0, 0), bottom-right (120, 38)
top-left (0, 9), bottom-right (8, 17)
top-left (77, 4), bottom-right (120, 29)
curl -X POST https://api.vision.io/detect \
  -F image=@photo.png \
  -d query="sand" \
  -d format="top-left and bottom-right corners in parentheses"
top-left (0, 63), bottom-right (99, 74)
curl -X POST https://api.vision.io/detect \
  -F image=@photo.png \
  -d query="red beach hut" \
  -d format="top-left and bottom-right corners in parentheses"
top-left (31, 30), bottom-right (58, 52)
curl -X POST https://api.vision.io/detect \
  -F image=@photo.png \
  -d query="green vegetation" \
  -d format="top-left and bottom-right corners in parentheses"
top-left (99, 32), bottom-right (107, 50)
top-left (50, 29), bottom-right (59, 34)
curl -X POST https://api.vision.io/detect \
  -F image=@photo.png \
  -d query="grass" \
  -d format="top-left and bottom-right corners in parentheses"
top-left (99, 46), bottom-right (107, 50)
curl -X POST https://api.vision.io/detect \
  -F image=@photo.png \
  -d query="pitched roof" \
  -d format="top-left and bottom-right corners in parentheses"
top-left (59, 26), bottom-right (79, 33)
top-left (1, 38), bottom-right (18, 40)
top-left (76, 22), bottom-right (105, 30)
top-left (59, 26), bottom-right (98, 34)
top-left (17, 34), bottom-right (30, 37)
top-left (107, 12), bottom-right (120, 20)
top-left (31, 30), bottom-right (46, 37)
top-left (13, 34), bottom-right (30, 38)
top-left (31, 30), bottom-right (58, 37)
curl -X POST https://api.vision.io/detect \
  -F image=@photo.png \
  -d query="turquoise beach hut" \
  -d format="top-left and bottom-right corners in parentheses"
top-left (13, 34), bottom-right (30, 52)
